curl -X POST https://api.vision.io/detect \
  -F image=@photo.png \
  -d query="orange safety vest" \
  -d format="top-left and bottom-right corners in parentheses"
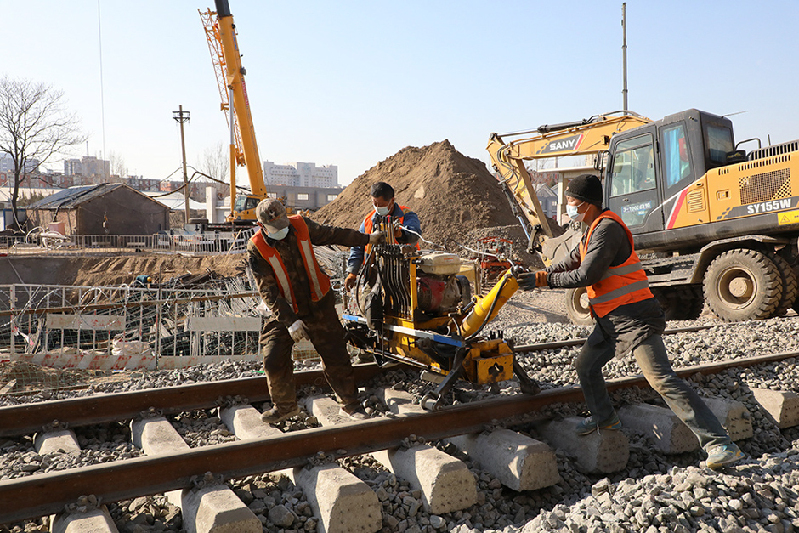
top-left (363, 205), bottom-right (420, 254)
top-left (250, 215), bottom-right (331, 313)
top-left (580, 211), bottom-right (653, 318)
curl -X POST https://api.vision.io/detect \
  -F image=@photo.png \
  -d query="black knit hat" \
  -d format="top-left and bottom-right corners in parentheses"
top-left (565, 174), bottom-right (603, 207)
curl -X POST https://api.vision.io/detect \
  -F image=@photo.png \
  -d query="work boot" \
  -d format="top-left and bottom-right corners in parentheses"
top-left (705, 443), bottom-right (745, 470)
top-left (261, 405), bottom-right (300, 424)
top-left (341, 402), bottom-right (368, 421)
top-left (575, 412), bottom-right (621, 435)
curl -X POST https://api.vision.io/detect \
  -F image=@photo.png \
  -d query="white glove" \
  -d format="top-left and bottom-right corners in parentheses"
top-left (369, 231), bottom-right (386, 245)
top-left (288, 320), bottom-right (308, 343)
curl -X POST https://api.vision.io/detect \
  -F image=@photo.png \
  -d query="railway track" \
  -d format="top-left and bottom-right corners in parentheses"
top-left (1, 349), bottom-right (798, 527)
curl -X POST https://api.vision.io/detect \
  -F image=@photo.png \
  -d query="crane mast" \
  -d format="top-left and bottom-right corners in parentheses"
top-left (200, 0), bottom-right (268, 224)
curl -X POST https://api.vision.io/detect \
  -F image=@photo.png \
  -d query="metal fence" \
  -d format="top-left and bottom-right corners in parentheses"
top-left (0, 280), bottom-right (266, 378)
top-left (1, 228), bottom-right (256, 255)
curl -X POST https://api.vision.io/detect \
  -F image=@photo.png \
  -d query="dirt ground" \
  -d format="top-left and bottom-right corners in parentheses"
top-left (67, 253), bottom-right (247, 287)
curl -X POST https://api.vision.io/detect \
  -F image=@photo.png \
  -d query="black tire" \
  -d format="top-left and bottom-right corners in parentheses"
top-left (653, 286), bottom-right (704, 321)
top-left (794, 263), bottom-right (799, 315)
top-left (703, 249), bottom-right (782, 322)
top-left (565, 287), bottom-right (594, 326)
top-left (767, 252), bottom-right (798, 317)
top-left (681, 285), bottom-right (706, 320)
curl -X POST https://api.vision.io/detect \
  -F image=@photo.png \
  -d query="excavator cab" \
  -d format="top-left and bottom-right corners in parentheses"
top-left (605, 109), bottom-right (736, 242)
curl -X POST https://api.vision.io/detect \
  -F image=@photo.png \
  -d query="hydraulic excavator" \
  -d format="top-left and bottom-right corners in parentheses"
top-left (488, 108), bottom-right (799, 323)
top-left (342, 217), bottom-right (540, 410)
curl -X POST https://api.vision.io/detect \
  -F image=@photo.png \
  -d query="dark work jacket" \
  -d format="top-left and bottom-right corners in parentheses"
top-left (247, 217), bottom-right (369, 327)
top-left (546, 211), bottom-right (666, 357)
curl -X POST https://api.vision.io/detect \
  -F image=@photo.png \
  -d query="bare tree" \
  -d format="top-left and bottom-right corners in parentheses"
top-left (109, 150), bottom-right (128, 184)
top-left (198, 141), bottom-right (228, 184)
top-left (0, 76), bottom-right (85, 225)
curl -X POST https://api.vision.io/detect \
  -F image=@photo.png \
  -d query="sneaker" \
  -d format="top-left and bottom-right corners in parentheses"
top-left (261, 405), bottom-right (300, 424)
top-left (575, 412), bottom-right (622, 435)
top-left (705, 443), bottom-right (745, 469)
top-left (341, 403), bottom-right (368, 421)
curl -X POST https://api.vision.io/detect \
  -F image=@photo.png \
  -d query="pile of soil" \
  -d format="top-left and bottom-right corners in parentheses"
top-left (69, 254), bottom-right (246, 287)
top-left (312, 140), bottom-right (531, 258)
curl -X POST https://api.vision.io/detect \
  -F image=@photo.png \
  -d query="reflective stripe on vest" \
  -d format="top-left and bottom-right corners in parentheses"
top-left (250, 216), bottom-right (331, 312)
top-left (580, 210), bottom-right (653, 317)
top-left (363, 205), bottom-right (419, 255)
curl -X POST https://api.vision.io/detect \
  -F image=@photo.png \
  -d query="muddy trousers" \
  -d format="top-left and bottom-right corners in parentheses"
top-left (260, 294), bottom-right (357, 412)
top-left (574, 333), bottom-right (731, 451)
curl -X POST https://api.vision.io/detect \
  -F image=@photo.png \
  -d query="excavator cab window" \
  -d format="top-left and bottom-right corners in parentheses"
top-left (706, 125), bottom-right (734, 167)
top-left (609, 135), bottom-right (655, 196)
top-left (234, 195), bottom-right (260, 213)
top-left (661, 123), bottom-right (693, 188)
top-left (607, 133), bottom-right (658, 228)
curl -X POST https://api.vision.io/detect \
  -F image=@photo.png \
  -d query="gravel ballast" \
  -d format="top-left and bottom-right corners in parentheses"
top-left (2, 288), bottom-right (799, 532)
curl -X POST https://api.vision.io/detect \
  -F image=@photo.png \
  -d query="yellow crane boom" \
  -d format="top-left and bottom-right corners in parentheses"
top-left (200, 0), bottom-right (267, 224)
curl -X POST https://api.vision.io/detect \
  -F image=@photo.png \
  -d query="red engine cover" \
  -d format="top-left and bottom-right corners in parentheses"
top-left (416, 276), bottom-right (446, 312)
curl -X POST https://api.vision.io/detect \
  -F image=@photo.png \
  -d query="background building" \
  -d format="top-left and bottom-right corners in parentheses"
top-left (64, 156), bottom-right (111, 178)
top-left (263, 161), bottom-right (338, 188)
top-left (26, 183), bottom-right (169, 235)
top-left (0, 153), bottom-right (39, 173)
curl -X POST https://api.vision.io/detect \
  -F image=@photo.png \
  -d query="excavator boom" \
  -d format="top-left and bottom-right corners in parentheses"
top-left (487, 111), bottom-right (650, 246)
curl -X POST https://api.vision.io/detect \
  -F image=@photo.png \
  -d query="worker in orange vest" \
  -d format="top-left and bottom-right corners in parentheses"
top-left (345, 181), bottom-right (421, 291)
top-left (248, 198), bottom-right (384, 422)
top-left (518, 174), bottom-right (744, 470)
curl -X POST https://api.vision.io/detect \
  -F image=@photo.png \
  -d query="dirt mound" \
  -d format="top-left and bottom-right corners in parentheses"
top-left (312, 140), bottom-right (522, 253)
top-left (70, 254), bottom-right (246, 287)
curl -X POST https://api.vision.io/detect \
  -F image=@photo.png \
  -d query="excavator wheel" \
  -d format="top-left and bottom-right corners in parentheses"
top-left (652, 286), bottom-right (704, 321)
top-left (681, 285), bottom-right (706, 320)
top-left (766, 252), bottom-right (798, 317)
top-left (794, 263), bottom-right (799, 315)
top-left (703, 249), bottom-right (782, 322)
top-left (564, 287), bottom-right (593, 326)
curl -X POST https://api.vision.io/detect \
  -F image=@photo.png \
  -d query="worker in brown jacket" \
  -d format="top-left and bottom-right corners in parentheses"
top-left (247, 198), bottom-right (384, 422)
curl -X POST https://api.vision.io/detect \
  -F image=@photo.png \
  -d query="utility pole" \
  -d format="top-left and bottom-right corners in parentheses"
top-left (621, 3), bottom-right (628, 113)
top-left (173, 105), bottom-right (191, 224)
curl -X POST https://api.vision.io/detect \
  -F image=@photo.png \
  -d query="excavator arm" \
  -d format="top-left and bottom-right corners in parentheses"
top-left (487, 111), bottom-right (651, 256)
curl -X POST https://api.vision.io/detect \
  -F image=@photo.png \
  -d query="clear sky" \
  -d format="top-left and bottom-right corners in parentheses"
top-left (3, 1), bottom-right (798, 188)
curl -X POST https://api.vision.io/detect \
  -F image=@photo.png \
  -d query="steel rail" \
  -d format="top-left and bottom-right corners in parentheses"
top-left (0, 364), bottom-right (384, 438)
top-left (0, 349), bottom-right (797, 523)
top-left (512, 324), bottom-right (718, 353)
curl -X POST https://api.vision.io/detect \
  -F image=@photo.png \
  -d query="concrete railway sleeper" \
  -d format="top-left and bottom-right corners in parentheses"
top-left (1, 350), bottom-right (799, 530)
top-left (0, 323), bottom-right (717, 440)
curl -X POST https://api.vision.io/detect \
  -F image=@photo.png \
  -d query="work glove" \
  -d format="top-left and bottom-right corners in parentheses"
top-left (391, 220), bottom-right (404, 240)
top-left (288, 320), bottom-right (309, 343)
top-left (369, 231), bottom-right (386, 245)
top-left (345, 273), bottom-right (358, 291)
top-left (517, 270), bottom-right (548, 291)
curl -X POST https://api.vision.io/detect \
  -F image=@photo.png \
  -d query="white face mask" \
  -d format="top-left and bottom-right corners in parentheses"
top-left (566, 202), bottom-right (585, 221)
top-left (373, 199), bottom-right (393, 216)
top-left (268, 226), bottom-right (289, 240)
